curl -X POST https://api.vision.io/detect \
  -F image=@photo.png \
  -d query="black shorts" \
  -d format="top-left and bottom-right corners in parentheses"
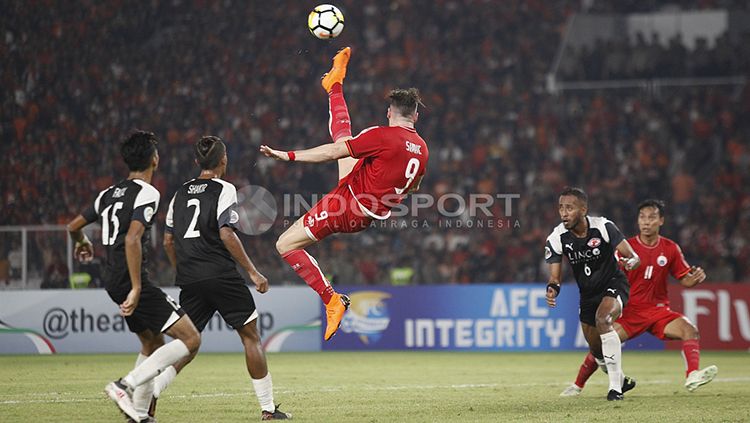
top-left (178, 277), bottom-right (258, 332)
top-left (106, 283), bottom-right (185, 334)
top-left (579, 275), bottom-right (630, 326)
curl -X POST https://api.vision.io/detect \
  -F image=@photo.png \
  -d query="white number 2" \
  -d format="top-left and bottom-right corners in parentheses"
top-left (184, 198), bottom-right (201, 239)
top-left (395, 158), bottom-right (420, 194)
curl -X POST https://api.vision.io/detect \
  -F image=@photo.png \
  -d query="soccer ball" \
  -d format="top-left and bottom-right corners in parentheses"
top-left (308, 4), bottom-right (344, 39)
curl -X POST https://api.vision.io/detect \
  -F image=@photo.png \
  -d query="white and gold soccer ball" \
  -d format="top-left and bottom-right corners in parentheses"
top-left (308, 4), bottom-right (344, 39)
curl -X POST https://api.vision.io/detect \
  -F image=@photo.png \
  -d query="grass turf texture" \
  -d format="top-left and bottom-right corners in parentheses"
top-left (1, 351), bottom-right (748, 422)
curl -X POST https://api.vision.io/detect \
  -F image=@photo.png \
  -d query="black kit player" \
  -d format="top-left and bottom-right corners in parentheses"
top-left (156, 136), bottom-right (290, 420)
top-left (544, 187), bottom-right (641, 401)
top-left (560, 199), bottom-right (716, 397)
top-left (67, 131), bottom-right (201, 422)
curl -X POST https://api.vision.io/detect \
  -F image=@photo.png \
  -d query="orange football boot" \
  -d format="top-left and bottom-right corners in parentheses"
top-left (321, 47), bottom-right (351, 93)
top-left (324, 293), bottom-right (350, 341)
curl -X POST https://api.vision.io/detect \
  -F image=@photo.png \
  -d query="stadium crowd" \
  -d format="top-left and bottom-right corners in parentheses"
top-left (559, 31), bottom-right (750, 80)
top-left (1, 0), bottom-right (748, 288)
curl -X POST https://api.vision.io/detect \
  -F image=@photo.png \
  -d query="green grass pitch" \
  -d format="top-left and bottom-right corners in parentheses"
top-left (1, 351), bottom-right (748, 422)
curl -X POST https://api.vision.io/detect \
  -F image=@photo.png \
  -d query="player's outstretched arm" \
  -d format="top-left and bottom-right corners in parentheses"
top-left (616, 240), bottom-right (640, 271)
top-left (546, 262), bottom-right (562, 308)
top-left (219, 227), bottom-right (269, 293)
top-left (67, 215), bottom-right (94, 263)
top-left (259, 142), bottom-right (350, 163)
top-left (163, 232), bottom-right (177, 269)
top-left (680, 266), bottom-right (707, 287)
top-left (122, 220), bottom-right (146, 316)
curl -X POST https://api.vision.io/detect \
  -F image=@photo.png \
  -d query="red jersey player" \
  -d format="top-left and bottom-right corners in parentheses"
top-left (560, 199), bottom-right (716, 397)
top-left (260, 47), bottom-right (429, 341)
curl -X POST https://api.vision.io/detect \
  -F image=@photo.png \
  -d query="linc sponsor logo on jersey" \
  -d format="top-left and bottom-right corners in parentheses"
top-left (187, 183), bottom-right (208, 194)
top-left (567, 249), bottom-right (598, 264)
top-left (405, 140), bottom-right (422, 155)
top-left (587, 237), bottom-right (601, 248)
top-left (657, 255), bottom-right (668, 267)
top-left (340, 291), bottom-right (392, 345)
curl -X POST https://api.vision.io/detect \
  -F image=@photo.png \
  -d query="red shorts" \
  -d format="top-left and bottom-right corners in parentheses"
top-left (616, 304), bottom-right (684, 340)
top-left (302, 183), bottom-right (373, 241)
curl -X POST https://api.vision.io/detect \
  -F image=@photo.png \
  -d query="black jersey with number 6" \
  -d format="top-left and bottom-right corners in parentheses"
top-left (544, 216), bottom-right (627, 298)
top-left (166, 178), bottom-right (242, 285)
top-left (82, 179), bottom-right (159, 289)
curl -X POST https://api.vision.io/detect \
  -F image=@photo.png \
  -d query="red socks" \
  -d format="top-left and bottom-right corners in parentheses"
top-left (282, 249), bottom-right (335, 304)
top-left (328, 83), bottom-right (352, 142)
top-left (575, 352), bottom-right (598, 388)
top-left (682, 339), bottom-right (701, 376)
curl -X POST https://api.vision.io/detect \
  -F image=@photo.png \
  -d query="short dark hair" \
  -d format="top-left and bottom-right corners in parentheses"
top-left (638, 199), bottom-right (665, 217)
top-left (195, 136), bottom-right (226, 170)
top-left (121, 131), bottom-right (158, 171)
top-left (559, 186), bottom-right (588, 205)
top-left (387, 88), bottom-right (424, 117)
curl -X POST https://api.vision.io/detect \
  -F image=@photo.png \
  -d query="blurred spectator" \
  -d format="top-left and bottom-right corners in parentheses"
top-left (0, 249), bottom-right (9, 286)
top-left (560, 29), bottom-right (749, 81)
top-left (389, 258), bottom-right (416, 285)
top-left (8, 242), bottom-right (23, 280)
top-left (40, 252), bottom-right (69, 289)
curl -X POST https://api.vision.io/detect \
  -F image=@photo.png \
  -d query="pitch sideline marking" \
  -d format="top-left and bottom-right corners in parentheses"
top-left (2, 377), bottom-right (750, 405)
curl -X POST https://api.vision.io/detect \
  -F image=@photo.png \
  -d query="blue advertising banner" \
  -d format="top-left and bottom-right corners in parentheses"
top-left (323, 284), bottom-right (665, 351)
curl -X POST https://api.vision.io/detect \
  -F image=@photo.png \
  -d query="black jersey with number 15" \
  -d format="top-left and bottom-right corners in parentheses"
top-left (82, 179), bottom-right (160, 289)
top-left (166, 178), bottom-right (242, 285)
top-left (544, 216), bottom-right (627, 297)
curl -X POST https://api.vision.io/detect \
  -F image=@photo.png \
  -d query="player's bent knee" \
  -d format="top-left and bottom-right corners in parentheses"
top-left (595, 315), bottom-right (613, 333)
top-left (183, 331), bottom-right (201, 354)
top-left (171, 319), bottom-right (202, 353)
top-left (275, 237), bottom-right (290, 256)
top-left (686, 325), bottom-right (700, 340)
top-left (239, 322), bottom-right (261, 345)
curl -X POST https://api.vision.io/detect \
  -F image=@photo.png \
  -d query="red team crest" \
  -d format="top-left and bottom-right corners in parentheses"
top-left (587, 237), bottom-right (601, 248)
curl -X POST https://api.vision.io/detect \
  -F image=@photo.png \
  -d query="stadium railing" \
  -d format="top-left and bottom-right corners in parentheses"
top-left (0, 224), bottom-right (157, 290)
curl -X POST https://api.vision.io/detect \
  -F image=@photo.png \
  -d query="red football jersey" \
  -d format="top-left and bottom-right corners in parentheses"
top-left (625, 235), bottom-right (691, 307)
top-left (344, 125), bottom-right (429, 218)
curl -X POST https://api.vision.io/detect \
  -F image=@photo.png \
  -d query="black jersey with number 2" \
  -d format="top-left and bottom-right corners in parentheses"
top-left (82, 179), bottom-right (160, 289)
top-left (166, 178), bottom-right (242, 285)
top-left (544, 216), bottom-right (627, 298)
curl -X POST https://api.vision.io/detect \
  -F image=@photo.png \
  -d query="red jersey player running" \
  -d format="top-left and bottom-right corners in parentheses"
top-left (260, 47), bottom-right (429, 340)
top-left (560, 199), bottom-right (717, 396)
